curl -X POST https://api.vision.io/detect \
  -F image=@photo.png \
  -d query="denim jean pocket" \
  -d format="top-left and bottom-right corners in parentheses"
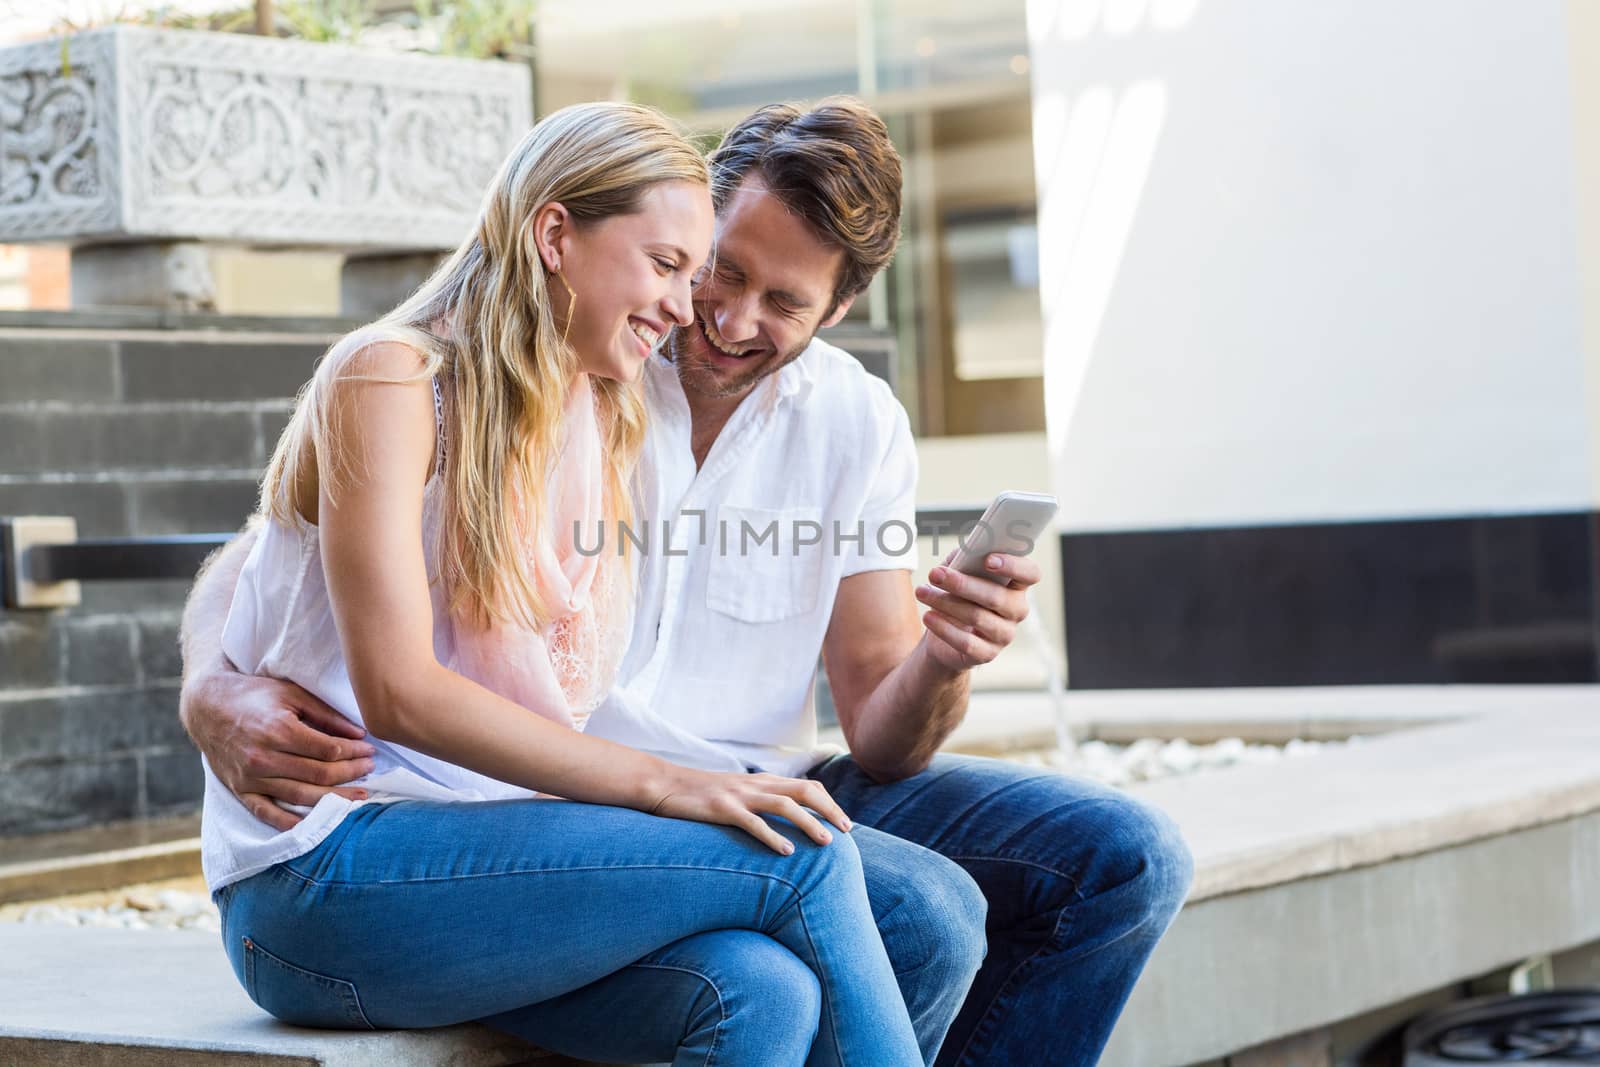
top-left (241, 935), bottom-right (376, 1030)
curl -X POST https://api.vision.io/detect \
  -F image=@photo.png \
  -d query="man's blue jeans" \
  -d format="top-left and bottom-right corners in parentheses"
top-left (810, 753), bottom-right (1195, 1066)
top-left (214, 797), bottom-right (932, 1067)
top-left (468, 754), bottom-right (1192, 1064)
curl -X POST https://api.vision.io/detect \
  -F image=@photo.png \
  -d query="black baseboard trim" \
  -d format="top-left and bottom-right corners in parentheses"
top-left (1059, 511), bottom-right (1600, 688)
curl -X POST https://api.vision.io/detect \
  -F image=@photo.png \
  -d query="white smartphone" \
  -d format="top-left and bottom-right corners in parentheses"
top-left (947, 490), bottom-right (1060, 583)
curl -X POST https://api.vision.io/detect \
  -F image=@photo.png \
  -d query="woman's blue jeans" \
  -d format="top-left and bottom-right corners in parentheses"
top-left (214, 797), bottom-right (929, 1067)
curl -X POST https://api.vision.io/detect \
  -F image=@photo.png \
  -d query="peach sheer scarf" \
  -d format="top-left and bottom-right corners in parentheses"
top-left (445, 372), bottom-right (630, 732)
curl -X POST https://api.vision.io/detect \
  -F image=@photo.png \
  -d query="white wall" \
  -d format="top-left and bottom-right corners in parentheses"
top-left (1027, 0), bottom-right (1597, 531)
top-left (1569, 0), bottom-right (1600, 512)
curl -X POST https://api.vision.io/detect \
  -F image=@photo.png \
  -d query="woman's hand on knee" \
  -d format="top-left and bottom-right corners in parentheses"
top-left (645, 770), bottom-right (853, 854)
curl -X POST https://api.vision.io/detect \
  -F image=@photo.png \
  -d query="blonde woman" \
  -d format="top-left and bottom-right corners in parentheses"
top-left (202, 103), bottom-right (923, 1067)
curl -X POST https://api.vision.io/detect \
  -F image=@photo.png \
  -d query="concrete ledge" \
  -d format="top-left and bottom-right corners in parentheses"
top-left (1130, 691), bottom-right (1600, 900)
top-left (0, 309), bottom-right (361, 334)
top-left (0, 324), bottom-right (343, 347)
top-left (1103, 810), bottom-right (1600, 1066)
top-left (0, 839), bottom-right (199, 906)
top-left (0, 815), bottom-right (200, 905)
top-left (1095, 686), bottom-right (1600, 1065)
top-left (0, 925), bottom-right (547, 1066)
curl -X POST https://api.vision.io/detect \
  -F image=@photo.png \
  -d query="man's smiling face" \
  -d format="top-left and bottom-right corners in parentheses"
top-left (669, 175), bottom-right (853, 400)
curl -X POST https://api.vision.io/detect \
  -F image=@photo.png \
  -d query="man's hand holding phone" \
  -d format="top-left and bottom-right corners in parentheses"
top-left (913, 491), bottom-right (1057, 672)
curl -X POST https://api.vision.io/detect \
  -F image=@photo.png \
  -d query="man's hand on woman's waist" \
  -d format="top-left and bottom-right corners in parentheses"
top-left (180, 670), bottom-right (375, 832)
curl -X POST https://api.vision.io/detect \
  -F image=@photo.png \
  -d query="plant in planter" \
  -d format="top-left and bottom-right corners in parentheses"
top-left (416, 0), bottom-right (536, 61)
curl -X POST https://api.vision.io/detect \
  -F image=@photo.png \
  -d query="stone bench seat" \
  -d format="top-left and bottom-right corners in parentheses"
top-left (2, 685), bottom-right (1597, 1066)
top-left (0, 925), bottom-right (556, 1066)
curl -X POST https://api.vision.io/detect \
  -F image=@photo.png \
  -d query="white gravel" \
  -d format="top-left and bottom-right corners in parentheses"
top-left (1006, 735), bottom-right (1359, 788)
top-left (0, 881), bottom-right (220, 933)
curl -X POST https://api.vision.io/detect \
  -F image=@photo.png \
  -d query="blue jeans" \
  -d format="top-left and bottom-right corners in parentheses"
top-left (809, 754), bottom-right (1196, 1067)
top-left (496, 755), bottom-right (1190, 1062)
top-left (443, 754), bottom-right (1192, 1066)
top-left (214, 797), bottom-right (927, 1067)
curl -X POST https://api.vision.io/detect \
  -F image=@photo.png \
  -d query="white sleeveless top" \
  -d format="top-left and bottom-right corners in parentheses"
top-left (201, 352), bottom-right (619, 893)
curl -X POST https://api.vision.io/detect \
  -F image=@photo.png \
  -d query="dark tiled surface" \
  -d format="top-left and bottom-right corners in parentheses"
top-left (135, 616), bottom-right (184, 684)
top-left (0, 339), bottom-right (119, 404)
top-left (142, 747), bottom-right (205, 812)
top-left (0, 618), bottom-right (59, 690)
top-left (61, 617), bottom-right (139, 688)
top-left (254, 408), bottom-right (294, 465)
top-left (1060, 512), bottom-right (1600, 688)
top-left (0, 757), bottom-right (141, 836)
top-left (0, 321), bottom-right (329, 836)
top-left (75, 579), bottom-right (190, 615)
top-left (137, 684), bottom-right (189, 752)
top-left (0, 481), bottom-right (130, 538)
top-left (0, 615), bottom-right (174, 691)
top-left (0, 409), bottom-right (260, 475)
top-left (0, 687), bottom-right (154, 764)
top-left (0, 414), bottom-right (46, 470)
top-left (130, 479), bottom-right (259, 535)
top-left (0, 308), bottom-right (356, 334)
top-left (120, 339), bottom-right (323, 402)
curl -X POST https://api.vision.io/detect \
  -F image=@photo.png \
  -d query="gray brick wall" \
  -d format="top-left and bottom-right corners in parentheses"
top-left (0, 313), bottom-right (341, 837)
top-left (0, 312), bottom-right (895, 839)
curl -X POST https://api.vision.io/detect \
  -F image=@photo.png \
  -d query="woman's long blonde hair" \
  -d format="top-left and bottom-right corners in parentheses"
top-left (261, 102), bottom-right (709, 631)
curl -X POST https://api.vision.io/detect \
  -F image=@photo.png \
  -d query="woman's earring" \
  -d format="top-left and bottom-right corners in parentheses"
top-left (556, 270), bottom-right (577, 348)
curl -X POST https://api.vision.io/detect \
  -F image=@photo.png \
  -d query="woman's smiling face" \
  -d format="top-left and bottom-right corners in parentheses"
top-left (547, 179), bottom-right (715, 383)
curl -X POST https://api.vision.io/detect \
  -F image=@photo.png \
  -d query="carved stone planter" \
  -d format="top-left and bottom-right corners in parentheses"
top-left (0, 26), bottom-right (532, 309)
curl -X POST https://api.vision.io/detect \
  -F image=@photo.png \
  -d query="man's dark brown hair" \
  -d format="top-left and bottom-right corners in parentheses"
top-left (708, 97), bottom-right (903, 316)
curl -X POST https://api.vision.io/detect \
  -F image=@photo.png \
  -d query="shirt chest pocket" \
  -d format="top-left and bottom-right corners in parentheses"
top-left (706, 504), bottom-right (827, 624)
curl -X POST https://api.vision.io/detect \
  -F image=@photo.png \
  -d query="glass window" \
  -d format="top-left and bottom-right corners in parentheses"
top-left (535, 0), bottom-right (1045, 436)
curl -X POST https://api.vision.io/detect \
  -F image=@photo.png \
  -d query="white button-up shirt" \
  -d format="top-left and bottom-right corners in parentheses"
top-left (583, 336), bottom-right (919, 777)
